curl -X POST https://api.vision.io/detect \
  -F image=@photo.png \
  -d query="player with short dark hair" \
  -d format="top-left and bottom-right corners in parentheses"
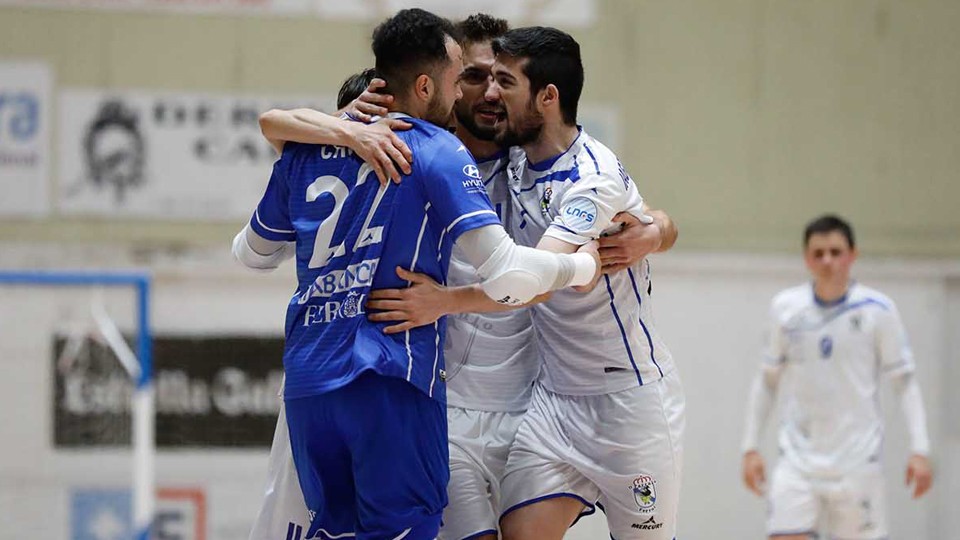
top-left (235, 10), bottom-right (601, 540)
top-left (742, 214), bottom-right (933, 540)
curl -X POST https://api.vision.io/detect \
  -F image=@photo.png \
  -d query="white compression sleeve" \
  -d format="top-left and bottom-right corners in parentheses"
top-left (232, 224), bottom-right (296, 272)
top-left (891, 372), bottom-right (931, 456)
top-left (455, 224), bottom-right (597, 306)
top-left (741, 367), bottom-right (781, 453)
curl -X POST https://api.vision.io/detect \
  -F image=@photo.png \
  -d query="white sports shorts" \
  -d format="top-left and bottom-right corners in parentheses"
top-left (500, 370), bottom-right (685, 540)
top-left (439, 406), bottom-right (525, 540)
top-left (767, 459), bottom-right (888, 539)
top-left (248, 402), bottom-right (311, 540)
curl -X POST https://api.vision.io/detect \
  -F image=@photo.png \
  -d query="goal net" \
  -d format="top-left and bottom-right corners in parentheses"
top-left (0, 271), bottom-right (154, 540)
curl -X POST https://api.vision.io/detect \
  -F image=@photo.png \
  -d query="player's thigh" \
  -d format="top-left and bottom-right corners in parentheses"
top-left (248, 404), bottom-right (311, 540)
top-left (766, 461), bottom-right (818, 538)
top-left (285, 393), bottom-right (356, 539)
top-left (343, 372), bottom-right (448, 540)
top-left (588, 375), bottom-right (684, 540)
top-left (825, 463), bottom-right (888, 540)
top-left (499, 388), bottom-right (600, 528)
top-left (440, 408), bottom-right (521, 540)
top-left (500, 495), bottom-right (585, 540)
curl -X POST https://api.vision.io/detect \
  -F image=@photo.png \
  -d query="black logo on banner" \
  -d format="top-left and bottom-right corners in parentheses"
top-left (54, 335), bottom-right (284, 448)
top-left (83, 100), bottom-right (146, 203)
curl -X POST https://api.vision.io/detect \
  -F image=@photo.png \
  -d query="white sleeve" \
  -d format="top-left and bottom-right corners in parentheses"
top-left (232, 224), bottom-right (296, 272)
top-left (891, 372), bottom-right (931, 456)
top-left (544, 170), bottom-right (644, 245)
top-left (876, 301), bottom-right (916, 377)
top-left (455, 224), bottom-right (597, 306)
top-left (741, 366), bottom-right (782, 453)
top-left (742, 299), bottom-right (789, 452)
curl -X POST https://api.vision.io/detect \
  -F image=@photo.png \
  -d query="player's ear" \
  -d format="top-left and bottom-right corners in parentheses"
top-left (540, 84), bottom-right (560, 111)
top-left (414, 74), bottom-right (434, 103)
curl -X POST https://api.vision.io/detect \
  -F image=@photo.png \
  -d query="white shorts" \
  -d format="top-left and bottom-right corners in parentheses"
top-left (500, 371), bottom-right (685, 540)
top-left (248, 402), bottom-right (311, 540)
top-left (440, 407), bottom-right (525, 540)
top-left (768, 460), bottom-right (888, 539)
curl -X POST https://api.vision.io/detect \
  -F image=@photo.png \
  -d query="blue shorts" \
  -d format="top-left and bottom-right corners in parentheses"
top-left (285, 371), bottom-right (448, 540)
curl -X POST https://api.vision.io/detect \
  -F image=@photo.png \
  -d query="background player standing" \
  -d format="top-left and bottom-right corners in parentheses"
top-left (741, 214), bottom-right (933, 540)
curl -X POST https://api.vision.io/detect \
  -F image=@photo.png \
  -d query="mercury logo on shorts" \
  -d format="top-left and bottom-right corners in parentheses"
top-left (632, 474), bottom-right (658, 512)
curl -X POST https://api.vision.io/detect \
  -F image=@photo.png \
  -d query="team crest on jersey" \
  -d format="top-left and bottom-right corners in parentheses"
top-left (819, 335), bottom-right (833, 359)
top-left (339, 290), bottom-right (362, 318)
top-left (540, 186), bottom-right (553, 215)
top-left (632, 475), bottom-right (657, 512)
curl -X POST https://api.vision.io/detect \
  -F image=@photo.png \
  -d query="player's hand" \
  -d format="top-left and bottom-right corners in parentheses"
top-left (346, 119), bottom-right (413, 185)
top-left (366, 267), bottom-right (450, 334)
top-left (599, 212), bottom-right (660, 274)
top-left (742, 450), bottom-right (766, 497)
top-left (342, 78), bottom-right (393, 123)
top-left (905, 454), bottom-right (933, 498)
top-left (572, 240), bottom-right (603, 293)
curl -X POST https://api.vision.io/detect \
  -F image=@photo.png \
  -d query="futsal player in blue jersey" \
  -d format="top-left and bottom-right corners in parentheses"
top-left (232, 9), bottom-right (601, 540)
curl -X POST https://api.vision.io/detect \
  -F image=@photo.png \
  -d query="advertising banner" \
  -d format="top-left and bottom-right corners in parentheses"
top-left (57, 89), bottom-right (330, 220)
top-left (0, 61), bottom-right (51, 217)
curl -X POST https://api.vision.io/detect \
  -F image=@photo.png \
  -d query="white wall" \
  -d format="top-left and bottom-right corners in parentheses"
top-left (0, 245), bottom-right (956, 539)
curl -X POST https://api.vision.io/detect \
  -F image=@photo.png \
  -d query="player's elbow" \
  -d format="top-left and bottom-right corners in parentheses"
top-left (479, 269), bottom-right (542, 307)
top-left (258, 109), bottom-right (284, 136)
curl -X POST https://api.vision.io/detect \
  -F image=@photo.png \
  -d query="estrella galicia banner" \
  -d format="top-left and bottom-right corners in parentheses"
top-left (0, 61), bottom-right (51, 217)
top-left (53, 334), bottom-right (284, 448)
top-left (57, 89), bottom-right (332, 220)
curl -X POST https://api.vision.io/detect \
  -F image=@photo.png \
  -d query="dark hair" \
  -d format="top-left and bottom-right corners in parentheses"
top-left (371, 8), bottom-right (459, 96)
top-left (804, 214), bottom-right (856, 248)
top-left (336, 68), bottom-right (377, 109)
top-left (492, 26), bottom-right (583, 125)
top-left (455, 13), bottom-right (509, 45)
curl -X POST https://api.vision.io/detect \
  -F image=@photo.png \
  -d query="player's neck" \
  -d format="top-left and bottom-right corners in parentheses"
top-left (522, 123), bottom-right (579, 164)
top-left (388, 98), bottom-right (422, 120)
top-left (813, 278), bottom-right (851, 305)
top-left (458, 129), bottom-right (501, 160)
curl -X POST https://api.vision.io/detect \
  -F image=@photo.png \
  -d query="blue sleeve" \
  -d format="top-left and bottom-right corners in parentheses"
top-left (419, 135), bottom-right (500, 244)
top-left (248, 144), bottom-right (297, 242)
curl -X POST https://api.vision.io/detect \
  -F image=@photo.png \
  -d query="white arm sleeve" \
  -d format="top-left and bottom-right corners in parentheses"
top-left (455, 224), bottom-right (597, 305)
top-left (232, 224), bottom-right (296, 272)
top-left (741, 366), bottom-right (782, 453)
top-left (891, 372), bottom-right (931, 456)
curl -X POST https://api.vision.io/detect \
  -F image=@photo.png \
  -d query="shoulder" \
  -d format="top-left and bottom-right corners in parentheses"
top-left (771, 284), bottom-right (811, 316)
top-left (849, 283), bottom-right (895, 312)
top-left (572, 132), bottom-right (629, 190)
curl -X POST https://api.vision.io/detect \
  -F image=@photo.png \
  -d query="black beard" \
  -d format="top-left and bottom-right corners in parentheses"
top-left (495, 113), bottom-right (543, 147)
top-left (455, 105), bottom-right (498, 142)
top-left (424, 93), bottom-right (453, 128)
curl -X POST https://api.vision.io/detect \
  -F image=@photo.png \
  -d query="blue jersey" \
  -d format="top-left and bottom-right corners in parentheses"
top-left (249, 117), bottom-right (500, 402)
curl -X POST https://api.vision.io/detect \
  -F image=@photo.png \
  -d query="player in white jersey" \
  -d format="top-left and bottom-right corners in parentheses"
top-left (741, 215), bottom-right (933, 540)
top-left (369, 27), bottom-right (685, 540)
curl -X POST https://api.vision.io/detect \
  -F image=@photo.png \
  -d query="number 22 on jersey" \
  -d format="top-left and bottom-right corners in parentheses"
top-left (306, 163), bottom-right (387, 269)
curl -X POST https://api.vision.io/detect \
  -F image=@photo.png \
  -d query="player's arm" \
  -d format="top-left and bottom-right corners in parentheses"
top-left (598, 203), bottom-right (678, 274)
top-left (258, 108), bottom-right (412, 184)
top-left (232, 225), bottom-right (295, 272)
top-left (232, 147), bottom-right (298, 272)
top-left (876, 303), bottom-right (933, 498)
top-left (366, 225), bottom-right (599, 334)
top-left (741, 300), bottom-right (788, 497)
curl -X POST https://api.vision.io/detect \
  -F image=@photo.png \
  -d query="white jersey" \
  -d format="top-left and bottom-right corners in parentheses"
top-left (765, 282), bottom-right (915, 476)
top-left (505, 129), bottom-right (674, 395)
top-left (445, 151), bottom-right (539, 412)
